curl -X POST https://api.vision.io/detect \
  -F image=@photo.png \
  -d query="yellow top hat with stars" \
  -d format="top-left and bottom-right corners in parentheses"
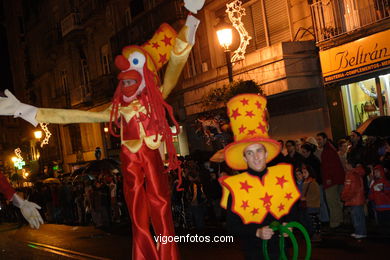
top-left (121, 23), bottom-right (177, 73)
top-left (224, 94), bottom-right (281, 170)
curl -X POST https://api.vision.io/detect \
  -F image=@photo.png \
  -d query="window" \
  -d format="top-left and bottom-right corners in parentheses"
top-left (341, 74), bottom-right (390, 133)
top-left (215, 0), bottom-right (290, 54)
top-left (101, 44), bottom-right (111, 75)
top-left (59, 70), bottom-right (68, 97)
top-left (64, 124), bottom-right (82, 154)
top-left (183, 50), bottom-right (197, 79)
top-left (125, 7), bottom-right (132, 26)
top-left (81, 59), bottom-right (90, 93)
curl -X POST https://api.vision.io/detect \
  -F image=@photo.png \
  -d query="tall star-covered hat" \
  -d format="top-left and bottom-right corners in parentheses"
top-left (118, 23), bottom-right (177, 73)
top-left (224, 94), bottom-right (281, 170)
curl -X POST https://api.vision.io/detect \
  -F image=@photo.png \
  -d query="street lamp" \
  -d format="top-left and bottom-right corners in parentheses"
top-left (34, 130), bottom-right (43, 175)
top-left (216, 19), bottom-right (233, 83)
top-left (34, 130), bottom-right (43, 140)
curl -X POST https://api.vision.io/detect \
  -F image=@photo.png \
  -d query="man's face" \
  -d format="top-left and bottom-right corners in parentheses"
top-left (243, 143), bottom-right (268, 172)
top-left (316, 136), bottom-right (325, 148)
top-left (350, 132), bottom-right (360, 144)
top-left (286, 142), bottom-right (295, 154)
top-left (301, 147), bottom-right (310, 158)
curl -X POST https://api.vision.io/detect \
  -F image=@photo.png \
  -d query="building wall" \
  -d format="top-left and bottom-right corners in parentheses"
top-left (174, 0), bottom-right (328, 150)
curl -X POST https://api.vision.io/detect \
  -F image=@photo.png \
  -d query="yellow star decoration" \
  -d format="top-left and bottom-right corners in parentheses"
top-left (226, 0), bottom-right (252, 63)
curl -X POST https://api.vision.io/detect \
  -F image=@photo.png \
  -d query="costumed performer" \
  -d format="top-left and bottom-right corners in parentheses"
top-left (219, 94), bottom-right (301, 259)
top-left (0, 1), bottom-right (205, 259)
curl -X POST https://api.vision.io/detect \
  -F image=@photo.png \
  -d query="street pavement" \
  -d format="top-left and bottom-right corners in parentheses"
top-left (0, 222), bottom-right (389, 259)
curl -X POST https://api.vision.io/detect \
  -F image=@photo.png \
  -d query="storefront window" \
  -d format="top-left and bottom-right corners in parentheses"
top-left (341, 73), bottom-right (389, 133)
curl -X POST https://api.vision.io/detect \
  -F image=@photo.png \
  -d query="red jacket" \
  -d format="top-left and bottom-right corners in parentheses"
top-left (0, 172), bottom-right (16, 200)
top-left (321, 142), bottom-right (345, 189)
top-left (369, 165), bottom-right (390, 211)
top-left (341, 166), bottom-right (365, 206)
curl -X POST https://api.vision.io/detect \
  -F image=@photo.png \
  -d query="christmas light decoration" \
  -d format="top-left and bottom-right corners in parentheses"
top-left (39, 122), bottom-right (52, 147)
top-left (226, 0), bottom-right (252, 63)
top-left (14, 148), bottom-right (25, 169)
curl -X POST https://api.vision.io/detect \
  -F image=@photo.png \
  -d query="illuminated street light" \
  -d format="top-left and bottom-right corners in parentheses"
top-left (216, 19), bottom-right (233, 83)
top-left (216, 27), bottom-right (233, 50)
top-left (34, 130), bottom-right (43, 140)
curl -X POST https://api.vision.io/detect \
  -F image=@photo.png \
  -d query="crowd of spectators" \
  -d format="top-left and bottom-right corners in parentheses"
top-left (0, 171), bottom-right (127, 229)
top-left (1, 132), bottom-right (389, 243)
top-left (272, 133), bottom-right (390, 242)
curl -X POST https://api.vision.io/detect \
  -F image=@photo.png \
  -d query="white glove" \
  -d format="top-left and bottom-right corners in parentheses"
top-left (0, 89), bottom-right (38, 126)
top-left (12, 193), bottom-right (44, 229)
top-left (184, 0), bottom-right (205, 14)
top-left (185, 14), bottom-right (200, 45)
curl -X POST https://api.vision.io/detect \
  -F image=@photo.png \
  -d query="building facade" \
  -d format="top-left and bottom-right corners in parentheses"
top-left (312, 0), bottom-right (390, 140)
top-left (170, 0), bottom-right (329, 153)
top-left (4, 0), bottom-right (340, 172)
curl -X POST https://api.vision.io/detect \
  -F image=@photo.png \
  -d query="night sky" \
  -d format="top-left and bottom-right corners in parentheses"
top-left (0, 1), bottom-right (13, 94)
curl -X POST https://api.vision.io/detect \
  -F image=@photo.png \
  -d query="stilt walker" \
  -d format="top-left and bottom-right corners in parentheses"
top-left (0, 1), bottom-right (205, 259)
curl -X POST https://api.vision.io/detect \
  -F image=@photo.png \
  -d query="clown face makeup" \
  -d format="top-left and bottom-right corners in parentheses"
top-left (116, 51), bottom-right (147, 103)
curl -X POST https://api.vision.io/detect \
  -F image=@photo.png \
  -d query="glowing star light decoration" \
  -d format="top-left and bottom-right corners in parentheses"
top-left (226, 0), bottom-right (252, 63)
top-left (39, 122), bottom-right (52, 148)
top-left (14, 148), bottom-right (25, 170)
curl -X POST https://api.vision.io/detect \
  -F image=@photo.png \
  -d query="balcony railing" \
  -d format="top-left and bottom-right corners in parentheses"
top-left (61, 12), bottom-right (82, 37)
top-left (311, 0), bottom-right (390, 42)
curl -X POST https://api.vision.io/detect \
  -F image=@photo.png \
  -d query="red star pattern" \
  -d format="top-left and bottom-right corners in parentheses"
top-left (240, 98), bottom-right (249, 106)
top-left (231, 108), bottom-right (241, 120)
top-left (240, 180), bottom-right (253, 193)
top-left (285, 193), bottom-right (293, 200)
top-left (250, 208), bottom-right (259, 216)
top-left (162, 35), bottom-right (172, 46)
top-left (278, 203), bottom-right (285, 212)
top-left (276, 176), bottom-right (288, 188)
top-left (159, 53), bottom-right (167, 64)
top-left (239, 125), bottom-right (247, 134)
top-left (257, 122), bottom-right (266, 134)
top-left (245, 110), bottom-right (255, 118)
top-left (255, 101), bottom-right (262, 109)
top-left (247, 129), bottom-right (256, 136)
top-left (152, 42), bottom-right (160, 49)
top-left (241, 200), bottom-right (249, 210)
top-left (260, 192), bottom-right (273, 208)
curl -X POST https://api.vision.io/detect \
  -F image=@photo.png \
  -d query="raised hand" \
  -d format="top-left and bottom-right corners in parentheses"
top-left (184, 0), bottom-right (205, 14)
top-left (0, 89), bottom-right (38, 126)
top-left (0, 89), bottom-right (21, 116)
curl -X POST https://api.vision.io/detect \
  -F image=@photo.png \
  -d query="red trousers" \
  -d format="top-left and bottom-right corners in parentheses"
top-left (121, 144), bottom-right (179, 260)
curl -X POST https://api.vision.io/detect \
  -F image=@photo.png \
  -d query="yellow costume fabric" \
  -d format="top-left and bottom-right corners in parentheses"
top-left (220, 164), bottom-right (300, 224)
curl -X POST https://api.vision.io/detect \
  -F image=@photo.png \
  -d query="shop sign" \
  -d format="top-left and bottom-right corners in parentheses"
top-left (319, 30), bottom-right (390, 83)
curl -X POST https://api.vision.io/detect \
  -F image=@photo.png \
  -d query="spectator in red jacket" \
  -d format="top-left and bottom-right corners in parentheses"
top-left (341, 162), bottom-right (367, 239)
top-left (369, 165), bottom-right (390, 226)
top-left (316, 132), bottom-right (345, 228)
